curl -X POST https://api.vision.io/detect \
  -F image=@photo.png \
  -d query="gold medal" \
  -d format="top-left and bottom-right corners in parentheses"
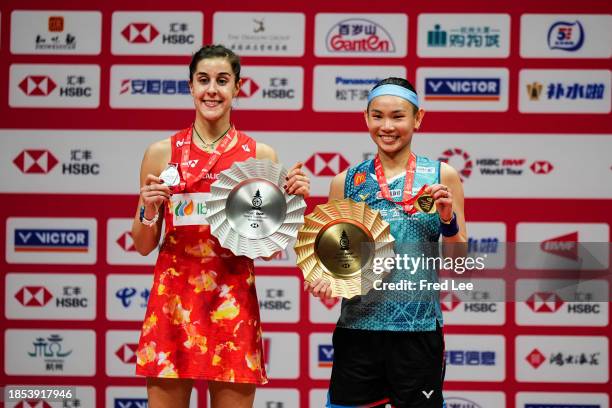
top-left (295, 199), bottom-right (395, 299)
top-left (413, 193), bottom-right (436, 214)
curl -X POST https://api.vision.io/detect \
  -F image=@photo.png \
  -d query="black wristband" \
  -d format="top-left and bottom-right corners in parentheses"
top-left (439, 212), bottom-right (459, 237)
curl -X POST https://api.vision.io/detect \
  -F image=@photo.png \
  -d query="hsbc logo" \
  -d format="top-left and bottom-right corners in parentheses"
top-left (7, 273), bottom-right (96, 320)
top-left (440, 291), bottom-right (461, 311)
top-left (13, 149), bottom-right (59, 174)
top-left (15, 286), bottom-right (53, 307)
top-left (13, 149), bottom-right (100, 176)
top-left (14, 401), bottom-right (53, 408)
top-left (526, 292), bottom-right (564, 312)
top-left (530, 160), bottom-right (554, 174)
top-left (320, 297), bottom-right (340, 310)
top-left (233, 66), bottom-right (303, 110)
top-left (305, 152), bottom-right (349, 176)
top-left (19, 74), bottom-right (91, 98)
top-left (526, 348), bottom-right (546, 369)
top-left (237, 76), bottom-right (295, 100)
top-left (541, 231), bottom-right (578, 260)
top-left (19, 75), bottom-right (57, 96)
top-left (239, 77), bottom-right (260, 97)
top-left (10, 64), bottom-right (100, 108)
top-left (115, 343), bottom-right (138, 363)
top-left (116, 231), bottom-right (136, 252)
top-left (122, 23), bottom-right (159, 43)
top-left (112, 12), bottom-right (202, 56)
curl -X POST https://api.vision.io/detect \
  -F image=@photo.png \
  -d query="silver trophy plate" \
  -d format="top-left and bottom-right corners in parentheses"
top-left (205, 158), bottom-right (307, 259)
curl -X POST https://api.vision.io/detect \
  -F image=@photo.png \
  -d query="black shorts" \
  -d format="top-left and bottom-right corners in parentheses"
top-left (328, 324), bottom-right (445, 408)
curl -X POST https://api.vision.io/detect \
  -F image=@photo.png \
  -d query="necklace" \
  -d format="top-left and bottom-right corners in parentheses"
top-left (193, 125), bottom-right (231, 151)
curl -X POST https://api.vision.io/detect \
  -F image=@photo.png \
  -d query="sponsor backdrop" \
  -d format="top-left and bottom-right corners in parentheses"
top-left (0, 1), bottom-right (611, 408)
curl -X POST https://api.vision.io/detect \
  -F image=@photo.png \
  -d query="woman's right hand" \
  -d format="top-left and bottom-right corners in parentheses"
top-left (140, 174), bottom-right (172, 218)
top-left (303, 277), bottom-right (334, 300)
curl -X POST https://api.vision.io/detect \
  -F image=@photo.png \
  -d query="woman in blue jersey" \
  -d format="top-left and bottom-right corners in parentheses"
top-left (305, 77), bottom-right (467, 408)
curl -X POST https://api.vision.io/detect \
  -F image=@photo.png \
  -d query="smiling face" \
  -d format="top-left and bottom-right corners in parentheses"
top-left (364, 95), bottom-right (424, 157)
top-left (189, 57), bottom-right (240, 124)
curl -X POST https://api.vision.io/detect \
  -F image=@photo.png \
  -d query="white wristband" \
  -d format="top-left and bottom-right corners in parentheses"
top-left (140, 205), bottom-right (159, 226)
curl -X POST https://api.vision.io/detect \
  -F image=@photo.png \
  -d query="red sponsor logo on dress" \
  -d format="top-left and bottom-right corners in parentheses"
top-left (305, 153), bottom-right (349, 176)
top-left (541, 231), bottom-right (578, 261)
top-left (121, 23), bottom-right (159, 43)
top-left (13, 149), bottom-right (59, 174)
top-left (353, 172), bottom-right (366, 186)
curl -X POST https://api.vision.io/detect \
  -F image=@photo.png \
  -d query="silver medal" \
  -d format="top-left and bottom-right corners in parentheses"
top-left (160, 164), bottom-right (180, 187)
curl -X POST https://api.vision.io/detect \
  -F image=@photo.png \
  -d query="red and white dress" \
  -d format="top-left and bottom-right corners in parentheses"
top-left (135, 127), bottom-right (267, 384)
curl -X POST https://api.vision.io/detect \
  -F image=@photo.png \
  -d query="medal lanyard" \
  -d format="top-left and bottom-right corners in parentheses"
top-left (177, 126), bottom-right (236, 191)
top-left (374, 152), bottom-right (427, 215)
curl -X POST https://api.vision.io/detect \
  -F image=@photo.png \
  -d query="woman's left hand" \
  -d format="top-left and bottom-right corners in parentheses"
top-left (425, 183), bottom-right (453, 222)
top-left (284, 162), bottom-right (310, 197)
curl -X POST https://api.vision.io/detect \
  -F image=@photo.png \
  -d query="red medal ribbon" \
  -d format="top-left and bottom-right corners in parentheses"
top-left (176, 126), bottom-right (236, 192)
top-left (374, 153), bottom-right (428, 215)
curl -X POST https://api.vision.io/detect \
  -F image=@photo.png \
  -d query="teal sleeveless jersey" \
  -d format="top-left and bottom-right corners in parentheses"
top-left (338, 155), bottom-right (444, 332)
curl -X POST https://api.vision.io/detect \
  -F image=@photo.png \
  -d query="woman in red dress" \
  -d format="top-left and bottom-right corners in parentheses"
top-left (131, 45), bottom-right (310, 408)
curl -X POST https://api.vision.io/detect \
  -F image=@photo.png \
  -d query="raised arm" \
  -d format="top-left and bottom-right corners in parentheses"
top-left (131, 139), bottom-right (172, 256)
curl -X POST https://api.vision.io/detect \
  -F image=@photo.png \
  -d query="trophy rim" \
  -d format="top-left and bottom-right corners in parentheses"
top-left (295, 198), bottom-right (395, 299)
top-left (205, 157), bottom-right (306, 259)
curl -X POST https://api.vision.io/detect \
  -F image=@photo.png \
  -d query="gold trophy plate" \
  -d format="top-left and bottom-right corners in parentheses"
top-left (295, 199), bottom-right (395, 299)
